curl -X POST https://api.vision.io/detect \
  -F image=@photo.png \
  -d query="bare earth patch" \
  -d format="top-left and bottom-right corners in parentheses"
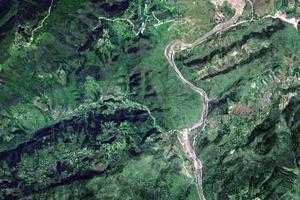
top-left (228, 0), bottom-right (246, 16)
top-left (253, 0), bottom-right (275, 16)
top-left (211, 0), bottom-right (246, 17)
top-left (267, 12), bottom-right (300, 30)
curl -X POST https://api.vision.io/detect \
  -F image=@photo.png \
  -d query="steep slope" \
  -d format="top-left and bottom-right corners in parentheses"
top-left (176, 17), bottom-right (300, 199)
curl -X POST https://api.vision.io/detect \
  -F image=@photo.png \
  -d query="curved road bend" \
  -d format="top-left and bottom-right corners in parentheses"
top-left (164, 14), bottom-right (248, 200)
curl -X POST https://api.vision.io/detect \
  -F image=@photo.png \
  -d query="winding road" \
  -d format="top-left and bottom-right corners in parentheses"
top-left (164, 12), bottom-right (250, 200)
top-left (163, 5), bottom-right (299, 197)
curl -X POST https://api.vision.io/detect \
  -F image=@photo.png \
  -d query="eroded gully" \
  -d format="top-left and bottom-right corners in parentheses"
top-left (164, 13), bottom-right (249, 200)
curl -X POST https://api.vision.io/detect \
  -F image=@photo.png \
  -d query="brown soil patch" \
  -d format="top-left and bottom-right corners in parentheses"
top-left (210, 0), bottom-right (246, 17)
top-left (253, 0), bottom-right (275, 16)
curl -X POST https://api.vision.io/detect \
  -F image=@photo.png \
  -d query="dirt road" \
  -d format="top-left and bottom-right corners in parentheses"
top-left (164, 13), bottom-right (249, 200)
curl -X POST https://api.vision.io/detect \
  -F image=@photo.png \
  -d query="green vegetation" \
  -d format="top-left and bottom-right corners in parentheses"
top-left (177, 16), bottom-right (300, 199)
top-left (275, 0), bottom-right (297, 13)
top-left (0, 0), bottom-right (299, 199)
top-left (220, 1), bottom-right (235, 18)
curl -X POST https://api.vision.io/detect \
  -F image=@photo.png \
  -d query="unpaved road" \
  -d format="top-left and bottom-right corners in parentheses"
top-left (164, 13), bottom-right (248, 200)
top-left (163, 1), bottom-right (300, 198)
